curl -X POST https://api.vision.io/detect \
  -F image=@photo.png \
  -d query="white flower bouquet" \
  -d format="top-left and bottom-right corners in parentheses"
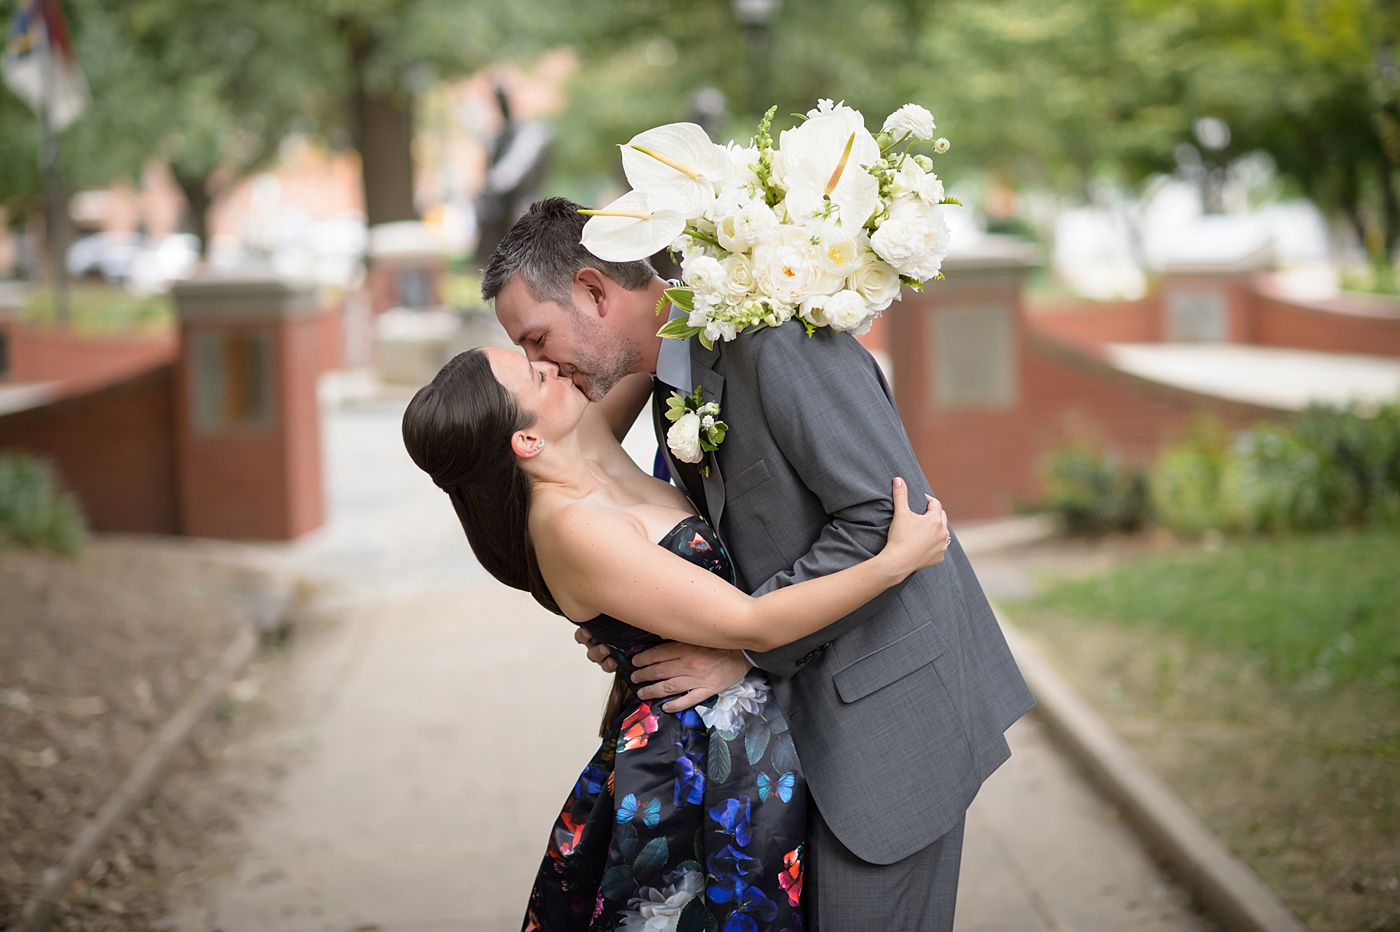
top-left (580, 100), bottom-right (958, 348)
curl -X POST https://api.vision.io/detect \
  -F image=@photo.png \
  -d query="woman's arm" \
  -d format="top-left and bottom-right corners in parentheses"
top-left (588, 372), bottom-right (653, 443)
top-left (536, 479), bottom-right (947, 652)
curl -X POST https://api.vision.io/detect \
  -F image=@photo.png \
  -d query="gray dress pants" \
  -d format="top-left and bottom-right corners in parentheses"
top-left (805, 800), bottom-right (966, 931)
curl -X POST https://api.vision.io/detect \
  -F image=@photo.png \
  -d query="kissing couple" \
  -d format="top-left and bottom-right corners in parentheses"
top-left (403, 198), bottom-right (1033, 931)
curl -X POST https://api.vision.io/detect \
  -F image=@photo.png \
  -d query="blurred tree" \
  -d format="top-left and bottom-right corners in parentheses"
top-left (552, 0), bottom-right (1397, 279)
top-left (319, 0), bottom-right (575, 226)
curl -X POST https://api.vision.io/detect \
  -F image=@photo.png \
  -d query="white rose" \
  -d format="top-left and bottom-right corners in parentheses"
top-left (824, 289), bottom-right (870, 331)
top-left (882, 103), bottom-right (936, 141)
top-left (720, 253), bottom-right (756, 299)
top-left (751, 226), bottom-right (825, 305)
top-left (666, 412), bottom-right (704, 463)
top-left (847, 252), bottom-right (902, 311)
top-left (682, 254), bottom-right (727, 297)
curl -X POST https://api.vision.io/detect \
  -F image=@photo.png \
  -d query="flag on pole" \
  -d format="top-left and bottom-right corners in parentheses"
top-left (3, 0), bottom-right (89, 133)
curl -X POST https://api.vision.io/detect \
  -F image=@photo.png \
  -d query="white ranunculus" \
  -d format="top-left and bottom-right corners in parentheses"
top-left (751, 226), bottom-right (825, 306)
top-left (720, 253), bottom-right (756, 300)
top-left (728, 200), bottom-right (781, 252)
top-left (696, 674), bottom-right (770, 732)
top-left (682, 254), bottom-right (727, 297)
top-left (882, 103), bottom-right (936, 140)
top-left (847, 252), bottom-right (902, 311)
top-left (870, 198), bottom-right (952, 281)
top-left (621, 122), bottom-right (732, 218)
top-left (892, 158), bottom-right (945, 207)
top-left (666, 412), bottom-right (704, 463)
top-left (619, 870), bottom-right (705, 932)
top-left (934, 137), bottom-right (951, 154)
top-left (580, 190), bottom-right (688, 262)
top-left (774, 102), bottom-right (881, 229)
top-left (824, 289), bottom-right (870, 331)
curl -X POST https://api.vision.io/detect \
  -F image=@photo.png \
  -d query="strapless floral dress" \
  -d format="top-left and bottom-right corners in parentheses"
top-left (524, 516), bottom-right (806, 932)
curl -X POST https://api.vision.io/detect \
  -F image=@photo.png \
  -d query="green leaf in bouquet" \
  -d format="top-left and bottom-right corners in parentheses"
top-left (665, 286), bottom-right (695, 312)
top-left (658, 318), bottom-right (704, 341)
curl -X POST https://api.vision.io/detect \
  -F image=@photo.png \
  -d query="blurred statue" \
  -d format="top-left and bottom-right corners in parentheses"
top-left (474, 84), bottom-right (553, 268)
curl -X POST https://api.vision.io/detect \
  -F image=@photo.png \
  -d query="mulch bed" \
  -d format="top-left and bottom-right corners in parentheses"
top-left (0, 538), bottom-right (264, 930)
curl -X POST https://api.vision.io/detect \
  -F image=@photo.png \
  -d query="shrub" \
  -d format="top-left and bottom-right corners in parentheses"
top-left (1218, 422), bottom-right (1354, 533)
top-left (1037, 443), bottom-right (1150, 536)
top-left (0, 453), bottom-right (87, 556)
top-left (1149, 420), bottom-right (1230, 535)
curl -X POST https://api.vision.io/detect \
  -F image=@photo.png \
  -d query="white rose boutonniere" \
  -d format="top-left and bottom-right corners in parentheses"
top-left (664, 386), bottom-right (727, 477)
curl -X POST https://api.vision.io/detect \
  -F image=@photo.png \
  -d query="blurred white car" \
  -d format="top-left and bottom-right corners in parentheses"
top-left (66, 232), bottom-right (141, 282)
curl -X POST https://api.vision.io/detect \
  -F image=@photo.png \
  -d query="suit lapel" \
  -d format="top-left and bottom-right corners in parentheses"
top-left (690, 340), bottom-right (728, 531)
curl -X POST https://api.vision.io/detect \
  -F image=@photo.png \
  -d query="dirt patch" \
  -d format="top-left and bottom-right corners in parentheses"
top-left (0, 537), bottom-right (283, 930)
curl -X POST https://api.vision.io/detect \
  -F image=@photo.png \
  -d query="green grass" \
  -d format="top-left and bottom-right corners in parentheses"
top-left (1026, 528), bottom-right (1400, 688)
top-left (20, 285), bottom-right (173, 335)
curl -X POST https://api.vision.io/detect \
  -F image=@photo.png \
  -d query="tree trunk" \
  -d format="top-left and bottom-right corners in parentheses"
top-left (345, 31), bottom-right (418, 227)
top-left (173, 170), bottom-right (213, 260)
top-left (1379, 151), bottom-right (1399, 261)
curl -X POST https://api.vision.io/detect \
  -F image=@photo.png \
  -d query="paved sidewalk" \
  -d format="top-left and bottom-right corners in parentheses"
top-left (195, 394), bottom-right (1215, 931)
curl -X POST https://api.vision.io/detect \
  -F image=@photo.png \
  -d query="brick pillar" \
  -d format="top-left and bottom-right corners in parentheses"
top-left (365, 221), bottom-right (446, 315)
top-left (172, 273), bottom-right (325, 539)
top-left (1159, 245), bottom-right (1273, 344)
top-left (887, 237), bottom-right (1038, 518)
top-left (0, 282), bottom-right (24, 382)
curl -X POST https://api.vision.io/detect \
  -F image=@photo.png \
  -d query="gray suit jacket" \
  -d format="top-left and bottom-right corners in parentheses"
top-left (654, 320), bottom-right (1035, 865)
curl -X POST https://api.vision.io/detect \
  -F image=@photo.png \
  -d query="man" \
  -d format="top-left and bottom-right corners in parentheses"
top-left (484, 197), bottom-right (1034, 931)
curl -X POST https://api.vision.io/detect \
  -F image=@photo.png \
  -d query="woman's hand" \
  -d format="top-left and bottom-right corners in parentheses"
top-left (882, 477), bottom-right (949, 577)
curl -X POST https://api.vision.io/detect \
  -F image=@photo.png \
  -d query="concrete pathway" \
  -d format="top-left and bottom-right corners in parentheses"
top-left (195, 392), bottom-right (1215, 931)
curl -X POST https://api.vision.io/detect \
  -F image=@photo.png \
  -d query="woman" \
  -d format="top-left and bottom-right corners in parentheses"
top-left (402, 347), bottom-right (949, 932)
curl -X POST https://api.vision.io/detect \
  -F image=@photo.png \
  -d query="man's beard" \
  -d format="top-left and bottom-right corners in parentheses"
top-left (569, 312), bottom-right (644, 402)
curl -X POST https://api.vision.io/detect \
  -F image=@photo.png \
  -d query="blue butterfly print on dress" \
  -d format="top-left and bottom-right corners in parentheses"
top-left (757, 771), bottom-right (795, 803)
top-left (617, 793), bottom-right (661, 827)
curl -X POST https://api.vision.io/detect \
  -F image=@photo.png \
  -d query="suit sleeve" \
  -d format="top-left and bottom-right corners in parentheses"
top-left (742, 325), bottom-right (936, 678)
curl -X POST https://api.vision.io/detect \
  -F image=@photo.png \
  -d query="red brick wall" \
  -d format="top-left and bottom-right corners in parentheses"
top-left (6, 327), bottom-right (176, 387)
top-left (0, 364), bottom-right (181, 534)
top-left (1027, 298), bottom-right (1161, 349)
top-left (1252, 285), bottom-right (1400, 358)
top-left (890, 289), bottom-right (1282, 519)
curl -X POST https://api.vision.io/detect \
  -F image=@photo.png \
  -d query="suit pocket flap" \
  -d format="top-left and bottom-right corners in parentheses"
top-left (724, 457), bottom-right (772, 502)
top-left (833, 624), bottom-right (945, 704)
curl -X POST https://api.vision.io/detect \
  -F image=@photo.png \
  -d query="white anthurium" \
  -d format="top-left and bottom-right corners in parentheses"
top-left (774, 103), bottom-right (881, 228)
top-left (580, 190), bottom-right (687, 262)
top-left (620, 122), bottom-right (732, 218)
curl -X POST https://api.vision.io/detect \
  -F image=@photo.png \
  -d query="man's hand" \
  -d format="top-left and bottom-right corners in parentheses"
top-left (631, 643), bottom-right (752, 713)
top-left (574, 626), bottom-right (618, 673)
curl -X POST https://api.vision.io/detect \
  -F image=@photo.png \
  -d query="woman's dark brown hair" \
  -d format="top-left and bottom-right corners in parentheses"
top-left (401, 348), bottom-right (559, 615)
top-left (402, 349), bottom-right (630, 734)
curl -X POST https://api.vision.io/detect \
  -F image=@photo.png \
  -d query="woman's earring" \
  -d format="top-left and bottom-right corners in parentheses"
top-left (536, 440), bottom-right (545, 450)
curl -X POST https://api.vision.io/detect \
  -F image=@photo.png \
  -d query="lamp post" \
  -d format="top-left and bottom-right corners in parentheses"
top-left (733, 0), bottom-right (780, 116)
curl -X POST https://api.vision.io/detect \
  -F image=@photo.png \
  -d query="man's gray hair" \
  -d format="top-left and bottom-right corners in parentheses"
top-left (480, 197), bottom-right (656, 306)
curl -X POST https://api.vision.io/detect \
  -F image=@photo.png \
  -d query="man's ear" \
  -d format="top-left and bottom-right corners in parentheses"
top-left (511, 431), bottom-right (544, 459)
top-left (576, 267), bottom-right (610, 315)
